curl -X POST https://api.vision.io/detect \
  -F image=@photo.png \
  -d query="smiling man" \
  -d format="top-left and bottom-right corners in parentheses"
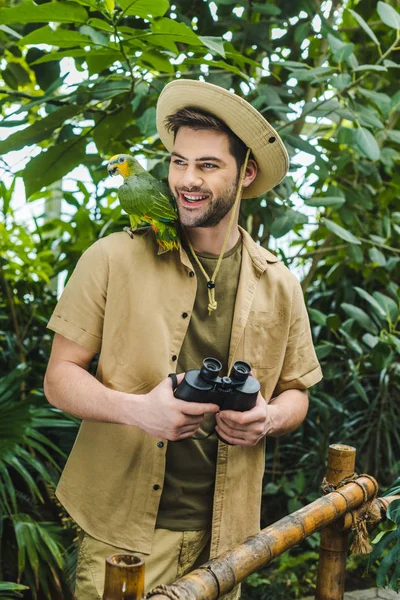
top-left (44, 80), bottom-right (322, 600)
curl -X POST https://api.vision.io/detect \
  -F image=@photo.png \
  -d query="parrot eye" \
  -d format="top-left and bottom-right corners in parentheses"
top-left (118, 157), bottom-right (125, 163)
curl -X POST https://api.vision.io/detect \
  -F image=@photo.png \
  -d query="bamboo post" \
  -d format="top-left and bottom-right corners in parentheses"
top-left (147, 473), bottom-right (377, 600)
top-left (315, 444), bottom-right (357, 600)
top-left (103, 553), bottom-right (145, 599)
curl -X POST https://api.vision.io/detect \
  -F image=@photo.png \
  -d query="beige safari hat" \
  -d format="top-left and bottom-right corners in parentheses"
top-left (156, 79), bottom-right (289, 198)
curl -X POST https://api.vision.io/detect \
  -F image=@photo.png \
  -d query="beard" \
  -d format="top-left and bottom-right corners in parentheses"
top-left (172, 181), bottom-right (239, 228)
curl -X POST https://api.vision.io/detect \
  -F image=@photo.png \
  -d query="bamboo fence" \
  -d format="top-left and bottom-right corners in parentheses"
top-left (144, 444), bottom-right (400, 600)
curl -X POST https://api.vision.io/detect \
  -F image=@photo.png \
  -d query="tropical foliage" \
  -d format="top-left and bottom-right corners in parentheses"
top-left (0, 0), bottom-right (399, 597)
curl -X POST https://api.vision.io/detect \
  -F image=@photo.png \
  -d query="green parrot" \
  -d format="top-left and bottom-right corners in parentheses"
top-left (107, 154), bottom-right (180, 251)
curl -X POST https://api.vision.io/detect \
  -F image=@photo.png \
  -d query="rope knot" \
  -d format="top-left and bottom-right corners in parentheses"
top-left (207, 299), bottom-right (218, 315)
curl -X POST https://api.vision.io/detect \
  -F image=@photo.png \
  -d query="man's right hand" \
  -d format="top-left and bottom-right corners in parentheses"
top-left (134, 374), bottom-right (220, 441)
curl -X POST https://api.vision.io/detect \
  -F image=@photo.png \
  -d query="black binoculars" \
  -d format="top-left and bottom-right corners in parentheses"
top-left (174, 357), bottom-right (260, 412)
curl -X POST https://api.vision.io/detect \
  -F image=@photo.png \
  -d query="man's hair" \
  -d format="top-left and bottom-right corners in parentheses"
top-left (164, 107), bottom-right (250, 174)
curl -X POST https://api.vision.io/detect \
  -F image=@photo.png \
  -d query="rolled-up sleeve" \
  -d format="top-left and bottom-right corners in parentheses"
top-left (274, 279), bottom-right (322, 395)
top-left (47, 240), bottom-right (108, 353)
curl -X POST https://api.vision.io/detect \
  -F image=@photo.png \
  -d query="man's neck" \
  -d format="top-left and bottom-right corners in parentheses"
top-left (183, 223), bottom-right (241, 255)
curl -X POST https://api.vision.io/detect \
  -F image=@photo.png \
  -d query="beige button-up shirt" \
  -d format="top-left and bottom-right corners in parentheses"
top-left (47, 226), bottom-right (322, 557)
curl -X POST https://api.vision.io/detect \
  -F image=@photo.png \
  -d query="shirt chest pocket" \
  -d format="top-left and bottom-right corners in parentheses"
top-left (244, 310), bottom-right (285, 369)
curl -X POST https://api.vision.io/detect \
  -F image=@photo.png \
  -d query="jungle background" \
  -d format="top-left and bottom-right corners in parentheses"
top-left (0, 0), bottom-right (400, 597)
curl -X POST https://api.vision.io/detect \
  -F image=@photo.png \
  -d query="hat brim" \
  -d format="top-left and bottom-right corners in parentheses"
top-left (156, 79), bottom-right (289, 198)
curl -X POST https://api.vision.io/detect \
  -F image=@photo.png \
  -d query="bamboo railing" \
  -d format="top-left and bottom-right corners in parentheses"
top-left (146, 444), bottom-right (400, 600)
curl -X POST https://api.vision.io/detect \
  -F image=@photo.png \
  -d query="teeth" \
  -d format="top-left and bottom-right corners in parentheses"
top-left (183, 194), bottom-right (208, 202)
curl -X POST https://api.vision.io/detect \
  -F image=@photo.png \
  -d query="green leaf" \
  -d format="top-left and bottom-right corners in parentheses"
top-left (327, 34), bottom-right (355, 62)
top-left (136, 106), bottom-right (157, 137)
top-left (387, 130), bottom-right (400, 144)
top-left (358, 88), bottom-right (392, 114)
top-left (377, 1), bottom-right (400, 30)
top-left (353, 64), bottom-right (387, 72)
top-left (270, 210), bottom-right (308, 238)
top-left (118, 0), bottom-right (169, 18)
top-left (285, 134), bottom-right (320, 156)
top-left (347, 9), bottom-right (380, 46)
top-left (388, 499), bottom-right (400, 525)
top-left (369, 247), bottom-right (386, 266)
top-left (324, 219), bottom-right (361, 244)
top-left (315, 342), bottom-right (335, 359)
top-left (288, 66), bottom-right (335, 83)
top-left (0, 0), bottom-right (87, 24)
top-left (341, 303), bottom-right (378, 333)
top-left (252, 3), bottom-right (281, 15)
top-left (0, 105), bottom-right (81, 154)
top-left (19, 25), bottom-right (92, 48)
top-left (139, 49), bottom-right (175, 73)
top-left (383, 59), bottom-right (400, 68)
top-left (305, 196), bottom-right (345, 207)
top-left (275, 60), bottom-right (306, 69)
top-left (354, 127), bottom-right (380, 161)
top-left (23, 138), bottom-right (87, 198)
top-left (150, 18), bottom-right (201, 46)
top-left (372, 292), bottom-right (399, 323)
top-left (330, 73), bottom-right (352, 90)
top-left (362, 333), bottom-right (379, 348)
top-left (354, 287), bottom-right (386, 318)
top-left (198, 36), bottom-right (226, 58)
top-left (356, 106), bottom-right (384, 130)
top-left (264, 482), bottom-right (279, 494)
top-left (30, 48), bottom-right (118, 65)
top-left (308, 308), bottom-right (327, 326)
top-left (326, 314), bottom-right (341, 331)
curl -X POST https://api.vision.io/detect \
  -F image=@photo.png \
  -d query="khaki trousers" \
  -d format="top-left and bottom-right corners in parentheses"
top-left (75, 528), bottom-right (240, 599)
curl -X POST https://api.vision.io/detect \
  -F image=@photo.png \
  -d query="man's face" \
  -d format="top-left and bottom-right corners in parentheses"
top-left (168, 127), bottom-right (240, 228)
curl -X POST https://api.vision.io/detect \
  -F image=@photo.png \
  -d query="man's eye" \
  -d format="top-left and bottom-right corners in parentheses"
top-left (173, 159), bottom-right (186, 166)
top-left (202, 163), bottom-right (217, 169)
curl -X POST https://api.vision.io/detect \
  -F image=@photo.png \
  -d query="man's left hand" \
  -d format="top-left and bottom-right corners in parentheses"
top-left (215, 392), bottom-right (269, 446)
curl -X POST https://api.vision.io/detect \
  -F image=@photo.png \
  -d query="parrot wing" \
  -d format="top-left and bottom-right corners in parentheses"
top-left (125, 173), bottom-right (178, 223)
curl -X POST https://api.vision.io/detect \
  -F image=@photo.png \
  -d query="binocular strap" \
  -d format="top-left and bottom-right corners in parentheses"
top-left (168, 373), bottom-right (178, 391)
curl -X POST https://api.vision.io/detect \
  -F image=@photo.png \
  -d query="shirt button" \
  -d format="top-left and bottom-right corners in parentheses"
top-left (172, 355), bottom-right (177, 361)
top-left (153, 484), bottom-right (160, 491)
top-left (189, 271), bottom-right (195, 277)
top-left (157, 442), bottom-right (164, 448)
top-left (182, 312), bottom-right (188, 319)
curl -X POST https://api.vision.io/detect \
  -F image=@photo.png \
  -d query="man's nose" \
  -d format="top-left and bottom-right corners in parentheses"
top-left (182, 165), bottom-right (203, 189)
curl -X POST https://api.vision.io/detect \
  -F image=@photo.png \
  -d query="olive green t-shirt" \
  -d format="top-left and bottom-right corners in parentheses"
top-left (156, 237), bottom-right (243, 530)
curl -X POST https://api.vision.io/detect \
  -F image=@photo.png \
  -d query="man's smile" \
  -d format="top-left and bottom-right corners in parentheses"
top-left (178, 190), bottom-right (211, 208)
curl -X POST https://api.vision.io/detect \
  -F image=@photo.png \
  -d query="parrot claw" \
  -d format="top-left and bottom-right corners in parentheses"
top-left (123, 226), bottom-right (135, 239)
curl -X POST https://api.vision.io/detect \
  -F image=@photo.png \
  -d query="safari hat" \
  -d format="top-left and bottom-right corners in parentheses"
top-left (156, 79), bottom-right (289, 198)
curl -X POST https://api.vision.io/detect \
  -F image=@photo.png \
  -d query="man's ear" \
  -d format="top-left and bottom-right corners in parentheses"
top-left (242, 159), bottom-right (258, 188)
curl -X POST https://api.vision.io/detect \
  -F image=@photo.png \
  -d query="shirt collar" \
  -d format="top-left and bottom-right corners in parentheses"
top-left (157, 225), bottom-right (280, 270)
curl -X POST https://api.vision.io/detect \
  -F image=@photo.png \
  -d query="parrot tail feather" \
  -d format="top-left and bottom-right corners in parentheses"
top-left (152, 220), bottom-right (180, 251)
top-left (157, 238), bottom-right (180, 251)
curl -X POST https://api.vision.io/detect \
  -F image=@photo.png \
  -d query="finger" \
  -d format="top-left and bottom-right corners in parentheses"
top-left (216, 413), bottom-right (247, 433)
top-left (177, 426), bottom-right (202, 440)
top-left (215, 425), bottom-right (253, 446)
top-left (174, 399), bottom-right (220, 415)
top-left (218, 407), bottom-right (264, 426)
top-left (180, 416), bottom-right (204, 427)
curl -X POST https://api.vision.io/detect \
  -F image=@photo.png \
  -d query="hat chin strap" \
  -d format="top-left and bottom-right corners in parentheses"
top-left (184, 148), bottom-right (252, 316)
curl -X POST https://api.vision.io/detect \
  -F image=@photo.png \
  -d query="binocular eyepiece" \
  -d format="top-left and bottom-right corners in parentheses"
top-left (200, 358), bottom-right (251, 386)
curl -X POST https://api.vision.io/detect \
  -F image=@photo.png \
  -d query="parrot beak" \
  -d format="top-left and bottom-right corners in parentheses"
top-left (107, 164), bottom-right (118, 176)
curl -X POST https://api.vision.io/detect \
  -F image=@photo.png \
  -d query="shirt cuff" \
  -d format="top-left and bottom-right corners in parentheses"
top-left (47, 314), bottom-right (102, 354)
top-left (274, 364), bottom-right (323, 395)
